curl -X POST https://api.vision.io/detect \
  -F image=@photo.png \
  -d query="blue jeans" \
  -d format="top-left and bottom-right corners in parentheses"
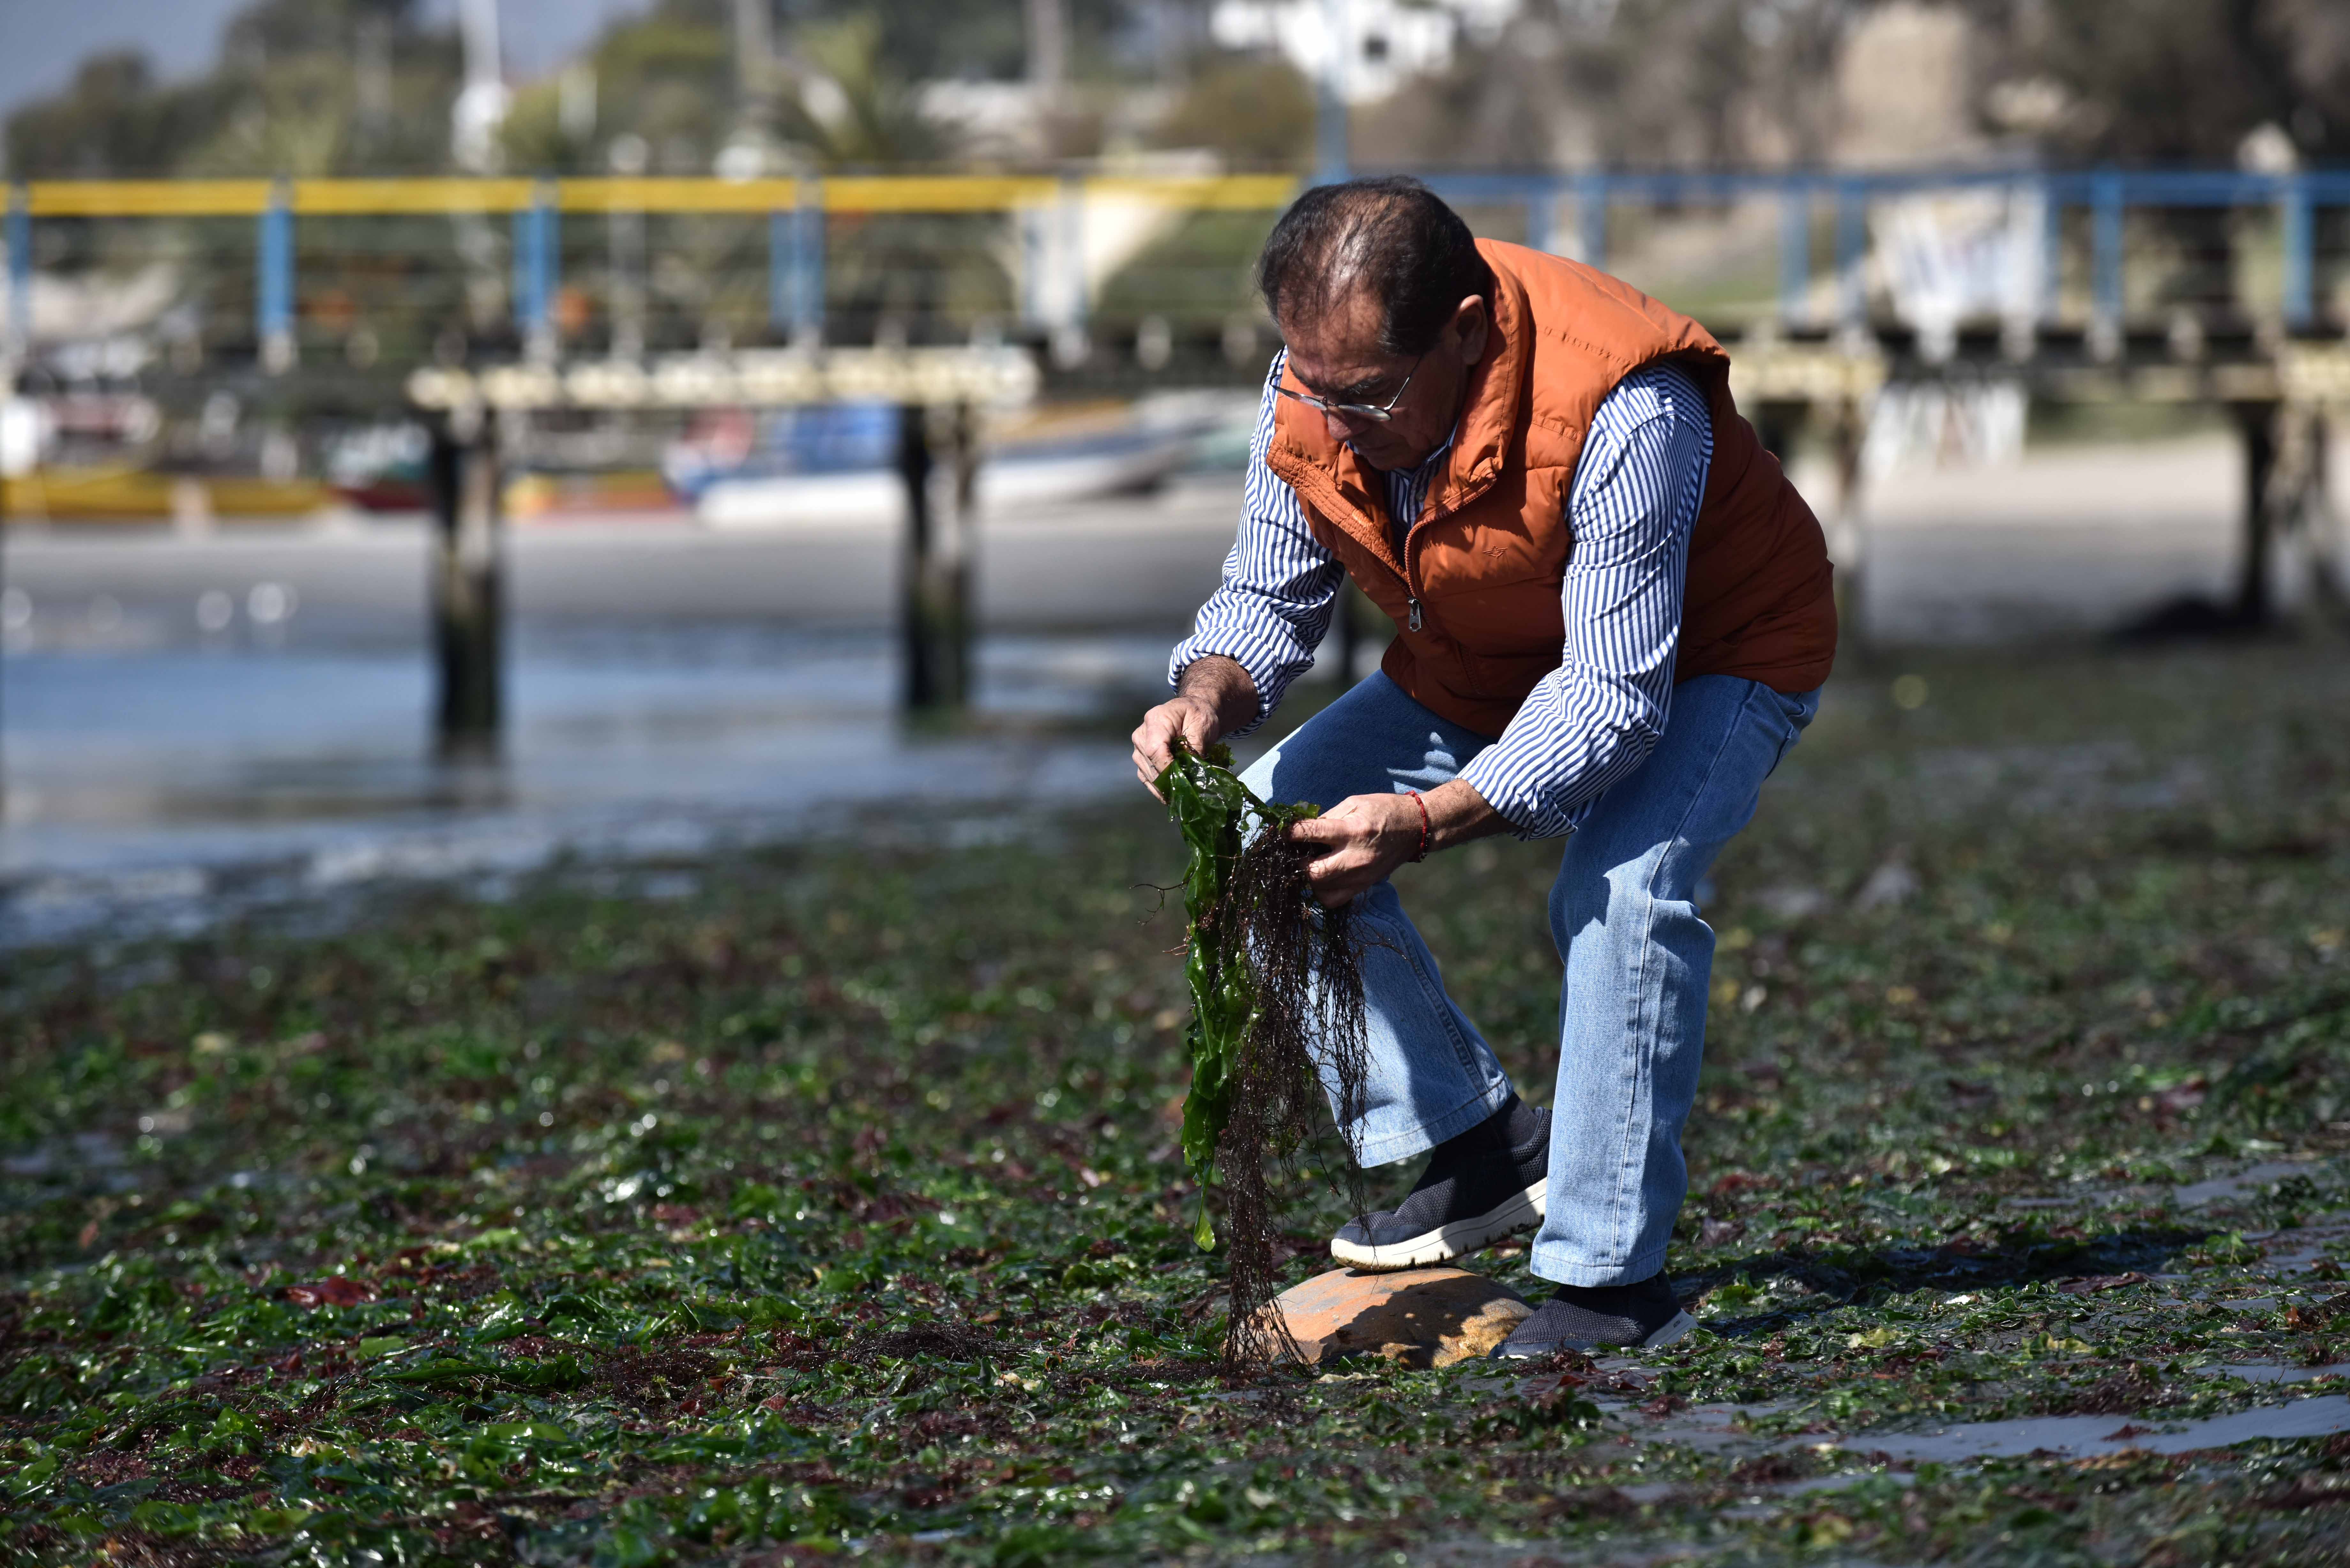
top-left (1238, 670), bottom-right (1818, 1287)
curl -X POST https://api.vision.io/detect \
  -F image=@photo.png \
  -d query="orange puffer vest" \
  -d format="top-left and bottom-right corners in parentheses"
top-left (1266, 239), bottom-right (1838, 738)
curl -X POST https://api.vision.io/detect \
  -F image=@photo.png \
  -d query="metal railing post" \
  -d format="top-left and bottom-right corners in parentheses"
top-left (1524, 187), bottom-right (1554, 256)
top-left (509, 204), bottom-right (528, 342)
top-left (1019, 198), bottom-right (1045, 330)
top-left (1778, 179), bottom-right (1811, 326)
top-left (1064, 175), bottom-right (1088, 325)
top-left (2040, 176), bottom-right (2064, 327)
top-left (2282, 174), bottom-right (2314, 333)
top-left (2092, 170), bottom-right (2125, 351)
top-left (768, 207), bottom-right (790, 342)
top-left (513, 183), bottom-right (557, 358)
top-left (800, 192), bottom-right (826, 346)
top-left (258, 181), bottom-right (295, 373)
top-left (1834, 178), bottom-right (1867, 332)
top-left (781, 179), bottom-right (824, 345)
top-left (1574, 172), bottom-right (1608, 270)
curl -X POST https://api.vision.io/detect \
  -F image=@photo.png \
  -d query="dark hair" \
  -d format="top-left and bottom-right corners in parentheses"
top-left (1255, 177), bottom-right (1495, 356)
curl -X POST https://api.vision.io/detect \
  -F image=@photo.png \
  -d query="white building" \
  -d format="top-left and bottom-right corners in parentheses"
top-left (1208, 0), bottom-right (1522, 103)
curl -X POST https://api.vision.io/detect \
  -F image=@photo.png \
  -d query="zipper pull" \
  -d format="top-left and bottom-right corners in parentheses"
top-left (1407, 598), bottom-right (1423, 632)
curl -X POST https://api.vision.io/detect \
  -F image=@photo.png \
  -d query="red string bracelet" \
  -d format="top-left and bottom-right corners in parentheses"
top-left (1406, 789), bottom-right (1431, 862)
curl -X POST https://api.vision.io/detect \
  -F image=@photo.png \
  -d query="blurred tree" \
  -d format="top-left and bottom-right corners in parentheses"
top-left (785, 15), bottom-right (943, 166)
top-left (784, 0), bottom-right (1133, 87)
top-left (501, 0), bottom-right (734, 175)
top-left (1968, 0), bottom-right (2344, 163)
top-left (4, 0), bottom-right (461, 178)
top-left (1340, 0), bottom-right (2348, 317)
top-left (11, 0), bottom-right (1192, 183)
top-left (2, 53), bottom-right (221, 178)
top-left (1150, 55), bottom-right (1315, 168)
top-left (1967, 0), bottom-right (2350, 312)
top-left (1353, 0), bottom-right (1860, 172)
top-left (1383, 0), bottom-right (2350, 179)
top-left (0, 0), bottom-right (1199, 361)
top-left (502, 2), bottom-right (941, 173)
top-left (1, 0), bottom-right (471, 371)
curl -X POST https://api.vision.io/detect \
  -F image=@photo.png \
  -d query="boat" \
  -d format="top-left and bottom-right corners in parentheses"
top-left (677, 396), bottom-right (1226, 531)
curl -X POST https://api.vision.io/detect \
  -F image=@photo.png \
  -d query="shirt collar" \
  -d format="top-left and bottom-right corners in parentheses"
top-left (1349, 421), bottom-right (1459, 482)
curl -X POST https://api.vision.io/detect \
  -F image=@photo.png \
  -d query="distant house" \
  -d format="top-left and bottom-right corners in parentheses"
top-left (1208, 0), bottom-right (1522, 103)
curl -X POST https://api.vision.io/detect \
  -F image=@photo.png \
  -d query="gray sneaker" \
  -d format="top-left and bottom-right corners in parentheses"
top-left (1490, 1274), bottom-right (1697, 1357)
top-left (1330, 1098), bottom-right (1549, 1271)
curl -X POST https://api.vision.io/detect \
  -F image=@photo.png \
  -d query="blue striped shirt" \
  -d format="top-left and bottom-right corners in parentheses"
top-left (1168, 351), bottom-right (1713, 839)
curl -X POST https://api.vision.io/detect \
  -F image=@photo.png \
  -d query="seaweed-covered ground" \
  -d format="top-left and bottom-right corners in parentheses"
top-left (5, 636), bottom-right (2350, 1566)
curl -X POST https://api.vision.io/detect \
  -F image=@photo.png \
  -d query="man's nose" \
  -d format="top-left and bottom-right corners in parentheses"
top-left (1323, 410), bottom-right (1363, 443)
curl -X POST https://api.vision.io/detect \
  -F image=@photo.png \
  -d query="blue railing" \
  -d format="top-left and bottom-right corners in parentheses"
top-left (1420, 168), bottom-right (2350, 333)
top-left (5, 168), bottom-right (2348, 361)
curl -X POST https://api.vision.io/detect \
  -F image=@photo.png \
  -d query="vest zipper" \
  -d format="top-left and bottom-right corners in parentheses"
top-left (1393, 479), bottom-right (1462, 640)
top-left (1403, 504), bottom-right (1440, 634)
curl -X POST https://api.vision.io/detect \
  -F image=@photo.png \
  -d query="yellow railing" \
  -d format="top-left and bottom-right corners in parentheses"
top-left (28, 181), bottom-right (278, 217)
top-left (18, 174), bottom-right (1304, 219)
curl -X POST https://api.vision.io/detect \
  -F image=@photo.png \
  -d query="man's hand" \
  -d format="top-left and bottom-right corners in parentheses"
top-left (1285, 793), bottom-right (1422, 905)
top-left (1131, 695), bottom-right (1222, 797)
top-left (1132, 656), bottom-right (1261, 799)
top-left (1288, 779), bottom-right (1512, 906)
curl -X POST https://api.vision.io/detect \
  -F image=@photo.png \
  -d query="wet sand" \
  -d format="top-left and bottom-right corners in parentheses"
top-left (1, 435), bottom-right (2341, 924)
top-left (9, 431), bottom-right (2338, 642)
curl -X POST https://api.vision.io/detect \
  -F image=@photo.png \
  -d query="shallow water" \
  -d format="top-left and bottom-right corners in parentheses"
top-left (1832, 1395), bottom-right (2350, 1462)
top-left (2212, 1362), bottom-right (2350, 1384)
top-left (1574, 1345), bottom-right (2350, 1472)
top-left (2172, 1160), bottom-right (2314, 1208)
top-left (0, 619), bottom-right (1191, 946)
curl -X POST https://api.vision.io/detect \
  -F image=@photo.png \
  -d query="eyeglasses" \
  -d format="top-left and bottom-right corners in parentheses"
top-left (1274, 351), bottom-right (1426, 424)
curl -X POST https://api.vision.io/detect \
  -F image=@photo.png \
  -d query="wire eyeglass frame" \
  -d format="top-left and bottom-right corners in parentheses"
top-left (1273, 351), bottom-right (1428, 424)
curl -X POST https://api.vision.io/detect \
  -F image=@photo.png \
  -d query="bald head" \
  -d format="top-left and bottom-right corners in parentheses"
top-left (1256, 177), bottom-right (1495, 355)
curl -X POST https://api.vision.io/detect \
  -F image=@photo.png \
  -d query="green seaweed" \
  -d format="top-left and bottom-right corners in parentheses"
top-left (1155, 737), bottom-right (1369, 1369)
top-left (0, 639), bottom-right (2346, 1565)
top-left (1156, 739), bottom-right (1259, 1215)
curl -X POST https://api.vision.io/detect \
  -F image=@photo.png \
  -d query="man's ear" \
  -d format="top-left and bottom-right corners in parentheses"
top-left (1452, 295), bottom-right (1490, 364)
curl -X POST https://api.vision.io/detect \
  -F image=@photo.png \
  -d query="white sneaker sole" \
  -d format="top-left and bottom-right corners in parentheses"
top-left (1639, 1308), bottom-right (1700, 1349)
top-left (1329, 1177), bottom-right (1547, 1271)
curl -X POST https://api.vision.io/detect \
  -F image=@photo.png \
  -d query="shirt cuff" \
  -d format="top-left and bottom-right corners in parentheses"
top-left (1457, 705), bottom-right (1667, 842)
top-left (1458, 744), bottom-right (1573, 841)
top-left (1166, 640), bottom-right (1291, 735)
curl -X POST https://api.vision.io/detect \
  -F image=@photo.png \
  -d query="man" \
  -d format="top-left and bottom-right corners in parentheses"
top-left (1132, 178), bottom-right (1836, 1356)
